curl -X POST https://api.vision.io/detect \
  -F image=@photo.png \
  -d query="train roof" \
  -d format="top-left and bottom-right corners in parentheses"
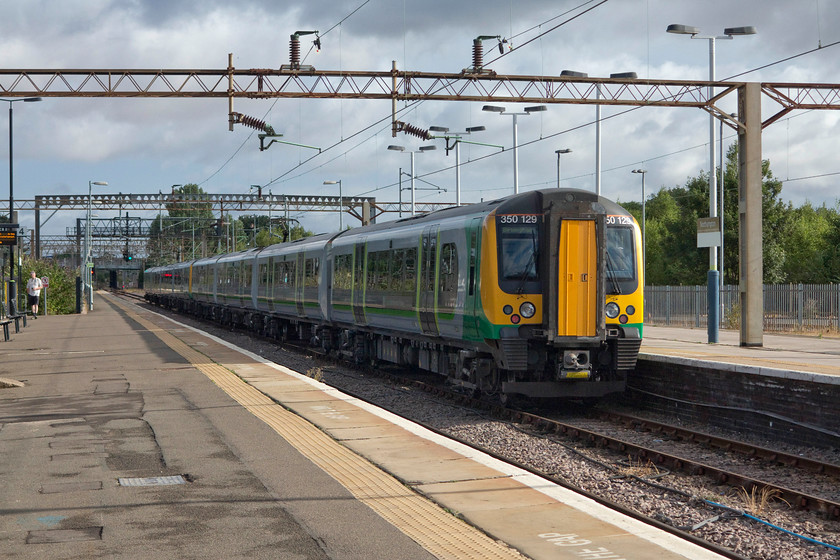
top-left (146, 189), bottom-right (632, 270)
top-left (331, 188), bottom-right (631, 237)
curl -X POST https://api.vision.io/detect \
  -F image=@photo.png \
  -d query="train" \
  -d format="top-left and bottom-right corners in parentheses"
top-left (145, 188), bottom-right (644, 402)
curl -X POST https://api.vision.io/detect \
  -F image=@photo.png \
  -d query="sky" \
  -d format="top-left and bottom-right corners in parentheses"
top-left (2, 0), bottom-right (839, 240)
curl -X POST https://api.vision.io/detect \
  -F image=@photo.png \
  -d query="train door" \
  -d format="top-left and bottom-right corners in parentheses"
top-left (295, 252), bottom-right (305, 317)
top-left (352, 239), bottom-right (367, 325)
top-left (464, 218), bottom-right (483, 339)
top-left (419, 226), bottom-right (439, 336)
top-left (557, 219), bottom-right (597, 337)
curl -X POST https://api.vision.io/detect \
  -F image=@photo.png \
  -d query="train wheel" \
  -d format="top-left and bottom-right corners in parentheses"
top-left (499, 392), bottom-right (522, 408)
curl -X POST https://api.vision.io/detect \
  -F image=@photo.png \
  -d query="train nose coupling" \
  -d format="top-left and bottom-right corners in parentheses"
top-left (563, 351), bottom-right (589, 368)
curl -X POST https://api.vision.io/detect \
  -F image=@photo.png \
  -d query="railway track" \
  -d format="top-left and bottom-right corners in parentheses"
top-left (508, 407), bottom-right (840, 519)
top-left (124, 290), bottom-right (840, 557)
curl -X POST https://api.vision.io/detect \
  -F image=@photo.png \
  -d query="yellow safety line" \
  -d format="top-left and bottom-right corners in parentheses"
top-left (106, 295), bottom-right (525, 560)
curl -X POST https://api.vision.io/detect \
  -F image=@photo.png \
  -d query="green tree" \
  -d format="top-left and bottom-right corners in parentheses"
top-left (643, 144), bottom-right (791, 286)
top-left (147, 184), bottom-right (216, 265)
top-left (779, 202), bottom-right (836, 283)
top-left (20, 260), bottom-right (77, 315)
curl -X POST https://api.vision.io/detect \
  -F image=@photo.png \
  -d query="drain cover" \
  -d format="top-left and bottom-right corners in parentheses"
top-left (118, 475), bottom-right (186, 487)
top-left (27, 527), bottom-right (103, 544)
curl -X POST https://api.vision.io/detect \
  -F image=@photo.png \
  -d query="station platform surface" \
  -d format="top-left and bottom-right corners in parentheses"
top-left (641, 325), bottom-right (840, 382)
top-left (0, 293), bottom-right (728, 560)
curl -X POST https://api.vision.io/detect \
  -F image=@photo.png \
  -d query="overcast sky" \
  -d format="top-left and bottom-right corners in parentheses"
top-left (2, 0), bottom-right (839, 237)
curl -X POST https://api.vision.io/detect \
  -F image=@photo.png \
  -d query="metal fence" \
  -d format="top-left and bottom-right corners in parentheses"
top-left (645, 284), bottom-right (840, 332)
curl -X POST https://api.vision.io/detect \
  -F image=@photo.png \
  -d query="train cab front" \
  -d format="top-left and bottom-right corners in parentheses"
top-left (479, 189), bottom-right (643, 401)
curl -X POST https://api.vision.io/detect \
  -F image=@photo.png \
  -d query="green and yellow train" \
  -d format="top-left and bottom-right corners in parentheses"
top-left (146, 188), bottom-right (643, 401)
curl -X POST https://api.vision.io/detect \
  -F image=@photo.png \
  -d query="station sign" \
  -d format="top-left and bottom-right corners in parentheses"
top-left (696, 217), bottom-right (721, 248)
top-left (0, 223), bottom-right (19, 247)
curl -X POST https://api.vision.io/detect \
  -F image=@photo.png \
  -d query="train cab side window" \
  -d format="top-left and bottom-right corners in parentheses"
top-left (439, 243), bottom-right (458, 310)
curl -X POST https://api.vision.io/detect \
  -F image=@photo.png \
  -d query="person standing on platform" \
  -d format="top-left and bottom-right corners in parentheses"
top-left (26, 271), bottom-right (43, 318)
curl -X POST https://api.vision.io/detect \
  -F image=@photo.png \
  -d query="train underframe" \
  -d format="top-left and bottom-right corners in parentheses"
top-left (146, 294), bottom-right (639, 401)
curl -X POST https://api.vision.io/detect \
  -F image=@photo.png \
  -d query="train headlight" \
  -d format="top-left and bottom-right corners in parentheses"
top-left (605, 302), bottom-right (620, 319)
top-left (519, 302), bottom-right (536, 318)
top-left (626, 305), bottom-right (636, 316)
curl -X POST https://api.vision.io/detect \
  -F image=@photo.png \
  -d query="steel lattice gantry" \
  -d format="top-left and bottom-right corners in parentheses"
top-left (26, 192), bottom-right (447, 261)
top-left (4, 62), bottom-right (840, 346)
top-left (2, 64), bottom-right (840, 126)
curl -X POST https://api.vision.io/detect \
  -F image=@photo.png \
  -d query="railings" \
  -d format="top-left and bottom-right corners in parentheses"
top-left (645, 284), bottom-right (840, 332)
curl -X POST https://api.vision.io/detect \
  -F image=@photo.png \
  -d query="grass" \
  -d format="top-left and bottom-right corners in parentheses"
top-left (737, 485), bottom-right (789, 517)
top-left (306, 367), bottom-right (324, 382)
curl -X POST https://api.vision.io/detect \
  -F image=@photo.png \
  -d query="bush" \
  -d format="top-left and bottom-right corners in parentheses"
top-left (20, 260), bottom-right (79, 315)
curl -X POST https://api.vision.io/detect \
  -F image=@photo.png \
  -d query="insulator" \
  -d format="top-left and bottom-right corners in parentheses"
top-left (290, 35), bottom-right (301, 69)
top-left (472, 39), bottom-right (484, 70)
top-left (236, 113), bottom-right (274, 134)
top-left (401, 122), bottom-right (431, 140)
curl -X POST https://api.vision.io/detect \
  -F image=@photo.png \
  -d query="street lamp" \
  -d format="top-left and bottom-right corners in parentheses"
top-left (482, 104), bottom-right (547, 194)
top-left (2, 96), bottom-right (41, 313)
top-left (83, 180), bottom-right (108, 312)
top-left (388, 144), bottom-right (437, 215)
top-left (323, 180), bottom-right (343, 231)
top-left (555, 149), bottom-right (572, 188)
top-left (667, 23), bottom-right (757, 343)
top-left (631, 169), bottom-right (647, 281)
top-left (429, 125), bottom-right (497, 206)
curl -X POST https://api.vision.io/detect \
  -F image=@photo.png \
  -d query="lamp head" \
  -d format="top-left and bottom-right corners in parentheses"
top-left (666, 24), bottom-right (700, 35)
top-left (610, 72), bottom-right (638, 79)
top-left (387, 145), bottom-right (405, 152)
top-left (429, 126), bottom-right (449, 133)
top-left (482, 105), bottom-right (505, 113)
top-left (525, 105), bottom-right (547, 113)
top-left (561, 70), bottom-right (588, 78)
top-left (555, 149), bottom-right (572, 154)
top-left (465, 126), bottom-right (486, 133)
top-left (724, 26), bottom-right (757, 36)
top-left (419, 145), bottom-right (436, 152)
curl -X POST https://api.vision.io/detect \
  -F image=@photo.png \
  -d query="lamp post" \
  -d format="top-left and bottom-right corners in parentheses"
top-left (667, 23), bottom-right (757, 342)
top-left (555, 149), bottom-right (572, 188)
top-left (323, 180), bottom-right (343, 231)
top-left (631, 169), bottom-right (647, 281)
top-left (388, 145), bottom-right (436, 215)
top-left (83, 180), bottom-right (108, 312)
top-left (2, 96), bottom-right (41, 313)
top-left (429, 125), bottom-right (493, 206)
top-left (482, 104), bottom-right (547, 194)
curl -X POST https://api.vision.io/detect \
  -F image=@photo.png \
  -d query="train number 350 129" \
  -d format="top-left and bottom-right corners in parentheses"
top-left (498, 214), bottom-right (539, 224)
top-left (606, 215), bottom-right (633, 225)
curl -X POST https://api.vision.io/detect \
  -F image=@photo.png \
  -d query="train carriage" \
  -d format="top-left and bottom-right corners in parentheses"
top-left (146, 188), bottom-right (643, 402)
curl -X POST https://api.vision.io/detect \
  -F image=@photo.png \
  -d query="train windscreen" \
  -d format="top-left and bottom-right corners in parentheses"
top-left (497, 215), bottom-right (541, 294)
top-left (605, 225), bottom-right (638, 294)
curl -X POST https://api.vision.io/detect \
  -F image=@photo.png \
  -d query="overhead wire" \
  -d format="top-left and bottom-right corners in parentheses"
top-left (262, 0), bottom-right (612, 191)
top-left (195, 0), bottom-right (372, 188)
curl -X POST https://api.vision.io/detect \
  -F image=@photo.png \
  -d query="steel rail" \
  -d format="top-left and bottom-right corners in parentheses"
top-left (510, 409), bottom-right (840, 519)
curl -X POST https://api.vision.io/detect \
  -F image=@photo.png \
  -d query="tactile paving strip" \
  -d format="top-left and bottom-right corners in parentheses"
top-left (108, 295), bottom-right (525, 560)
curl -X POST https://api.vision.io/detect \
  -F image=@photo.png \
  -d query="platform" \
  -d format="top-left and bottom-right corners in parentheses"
top-left (0, 293), bottom-right (728, 560)
top-left (641, 325), bottom-right (840, 380)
